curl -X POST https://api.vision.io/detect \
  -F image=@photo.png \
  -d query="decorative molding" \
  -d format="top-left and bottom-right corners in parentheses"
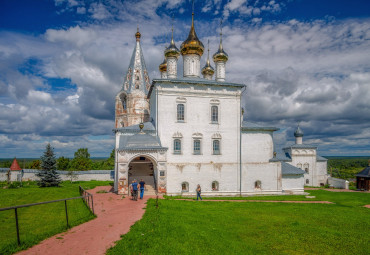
top-left (172, 132), bottom-right (183, 138)
top-left (192, 132), bottom-right (203, 138)
top-left (212, 133), bottom-right (222, 139)
top-left (176, 97), bottom-right (187, 103)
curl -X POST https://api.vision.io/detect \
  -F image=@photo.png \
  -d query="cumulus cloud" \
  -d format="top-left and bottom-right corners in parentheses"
top-left (0, 1), bottom-right (370, 157)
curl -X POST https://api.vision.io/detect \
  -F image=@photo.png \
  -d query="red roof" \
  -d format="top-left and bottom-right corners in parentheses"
top-left (10, 158), bottom-right (22, 171)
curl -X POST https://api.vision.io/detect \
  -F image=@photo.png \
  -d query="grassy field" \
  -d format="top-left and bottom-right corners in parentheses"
top-left (0, 180), bottom-right (112, 255)
top-left (108, 190), bottom-right (370, 255)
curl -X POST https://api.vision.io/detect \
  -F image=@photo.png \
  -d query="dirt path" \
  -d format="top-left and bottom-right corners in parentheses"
top-left (174, 199), bottom-right (334, 204)
top-left (18, 186), bottom-right (155, 255)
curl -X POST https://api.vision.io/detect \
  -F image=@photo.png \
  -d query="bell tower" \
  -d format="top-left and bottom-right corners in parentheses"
top-left (115, 28), bottom-right (150, 128)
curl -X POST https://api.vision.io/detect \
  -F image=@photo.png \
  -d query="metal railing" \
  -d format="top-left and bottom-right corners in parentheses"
top-left (0, 186), bottom-right (94, 246)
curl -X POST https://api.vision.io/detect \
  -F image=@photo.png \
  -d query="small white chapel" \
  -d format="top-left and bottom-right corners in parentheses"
top-left (113, 11), bottom-right (328, 196)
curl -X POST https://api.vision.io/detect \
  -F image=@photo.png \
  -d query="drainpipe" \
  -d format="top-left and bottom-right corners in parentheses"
top-left (239, 86), bottom-right (246, 196)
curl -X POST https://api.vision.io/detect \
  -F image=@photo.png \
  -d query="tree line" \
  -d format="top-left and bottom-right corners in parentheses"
top-left (1, 148), bottom-right (115, 171)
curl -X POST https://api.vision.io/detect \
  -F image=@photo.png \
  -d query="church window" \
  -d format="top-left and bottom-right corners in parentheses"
top-left (212, 181), bottom-right (219, 191)
top-left (211, 106), bottom-right (218, 123)
top-left (255, 180), bottom-right (262, 190)
top-left (181, 182), bottom-right (189, 192)
top-left (174, 139), bottom-right (181, 154)
top-left (306, 179), bottom-right (309, 184)
top-left (297, 163), bottom-right (302, 169)
top-left (304, 163), bottom-right (309, 174)
top-left (213, 140), bottom-right (220, 155)
top-left (177, 104), bottom-right (184, 121)
top-left (193, 139), bottom-right (201, 155)
top-left (160, 171), bottom-right (165, 177)
top-left (120, 94), bottom-right (127, 110)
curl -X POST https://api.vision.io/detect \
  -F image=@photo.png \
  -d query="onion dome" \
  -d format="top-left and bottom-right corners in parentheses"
top-left (202, 41), bottom-right (214, 77)
top-left (159, 58), bottom-right (167, 72)
top-left (135, 27), bottom-right (141, 41)
top-left (165, 31), bottom-right (180, 59)
top-left (180, 13), bottom-right (204, 56)
top-left (213, 32), bottom-right (228, 62)
top-left (294, 125), bottom-right (304, 137)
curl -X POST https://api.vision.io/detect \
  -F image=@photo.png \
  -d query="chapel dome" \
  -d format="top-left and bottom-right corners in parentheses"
top-left (159, 58), bottom-right (167, 72)
top-left (180, 14), bottom-right (204, 56)
top-left (165, 38), bottom-right (180, 59)
top-left (201, 58), bottom-right (214, 76)
top-left (294, 126), bottom-right (304, 137)
top-left (213, 43), bottom-right (228, 62)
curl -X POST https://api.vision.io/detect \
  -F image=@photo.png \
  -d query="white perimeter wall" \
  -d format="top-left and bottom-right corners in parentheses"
top-left (282, 175), bottom-right (304, 192)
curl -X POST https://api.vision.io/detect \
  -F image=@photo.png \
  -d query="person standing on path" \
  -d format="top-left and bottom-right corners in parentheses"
top-left (139, 179), bottom-right (146, 199)
top-left (196, 184), bottom-right (202, 201)
top-left (131, 180), bottom-right (138, 200)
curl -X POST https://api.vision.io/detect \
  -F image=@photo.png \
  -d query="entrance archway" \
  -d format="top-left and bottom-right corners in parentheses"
top-left (128, 156), bottom-right (157, 195)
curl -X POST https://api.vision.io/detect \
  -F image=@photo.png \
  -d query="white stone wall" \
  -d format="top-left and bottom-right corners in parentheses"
top-left (0, 169), bottom-right (114, 182)
top-left (242, 132), bottom-right (274, 163)
top-left (242, 162), bottom-right (282, 193)
top-left (316, 161), bottom-right (328, 185)
top-left (289, 149), bottom-right (317, 186)
top-left (282, 175), bottom-right (305, 193)
top-left (156, 82), bottom-right (242, 195)
top-left (328, 177), bottom-right (349, 189)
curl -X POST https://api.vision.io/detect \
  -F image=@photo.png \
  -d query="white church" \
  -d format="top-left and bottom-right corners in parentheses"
top-left (113, 12), bottom-right (328, 196)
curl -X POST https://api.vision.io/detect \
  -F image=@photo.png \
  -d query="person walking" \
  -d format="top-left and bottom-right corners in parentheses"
top-left (139, 179), bottom-right (146, 199)
top-left (196, 184), bottom-right (202, 201)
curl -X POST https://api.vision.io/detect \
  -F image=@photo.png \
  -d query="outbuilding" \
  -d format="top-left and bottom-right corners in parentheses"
top-left (356, 161), bottom-right (370, 191)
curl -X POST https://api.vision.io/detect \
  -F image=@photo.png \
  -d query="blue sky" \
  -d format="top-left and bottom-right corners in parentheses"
top-left (0, 0), bottom-right (370, 158)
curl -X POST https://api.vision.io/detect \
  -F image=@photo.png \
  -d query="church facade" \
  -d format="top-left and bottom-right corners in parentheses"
top-left (113, 13), bottom-right (328, 196)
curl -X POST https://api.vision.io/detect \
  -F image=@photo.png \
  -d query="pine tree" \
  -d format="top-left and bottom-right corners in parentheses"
top-left (37, 143), bottom-right (61, 187)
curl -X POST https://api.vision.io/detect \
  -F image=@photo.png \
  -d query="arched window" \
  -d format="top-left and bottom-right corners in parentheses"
top-left (297, 163), bottom-right (302, 169)
top-left (255, 180), bottom-right (262, 190)
top-left (211, 106), bottom-right (218, 123)
top-left (174, 139), bottom-right (181, 154)
top-left (306, 179), bottom-right (309, 184)
top-left (193, 139), bottom-right (201, 155)
top-left (213, 140), bottom-right (220, 155)
top-left (120, 94), bottom-right (127, 110)
top-left (177, 104), bottom-right (184, 121)
top-left (212, 181), bottom-right (219, 191)
top-left (304, 163), bottom-right (309, 174)
top-left (181, 182), bottom-right (189, 192)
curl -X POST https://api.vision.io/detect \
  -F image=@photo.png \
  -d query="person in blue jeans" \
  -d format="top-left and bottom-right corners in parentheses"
top-left (139, 179), bottom-right (145, 199)
top-left (131, 180), bottom-right (138, 200)
top-left (196, 184), bottom-right (202, 201)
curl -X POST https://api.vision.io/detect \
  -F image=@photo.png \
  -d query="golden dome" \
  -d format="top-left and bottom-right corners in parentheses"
top-left (202, 44), bottom-right (214, 76)
top-left (180, 13), bottom-right (204, 56)
top-left (159, 58), bottom-right (167, 72)
top-left (213, 43), bottom-right (228, 62)
top-left (165, 36), bottom-right (180, 59)
top-left (135, 27), bottom-right (141, 41)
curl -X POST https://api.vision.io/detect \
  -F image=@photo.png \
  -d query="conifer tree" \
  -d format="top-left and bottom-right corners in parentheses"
top-left (37, 143), bottom-right (61, 187)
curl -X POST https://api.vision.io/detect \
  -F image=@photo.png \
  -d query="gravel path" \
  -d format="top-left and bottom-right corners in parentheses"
top-left (18, 186), bottom-right (154, 255)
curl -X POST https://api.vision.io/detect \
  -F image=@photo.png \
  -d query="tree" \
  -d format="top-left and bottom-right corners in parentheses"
top-left (70, 148), bottom-right (92, 170)
top-left (57, 156), bottom-right (70, 170)
top-left (66, 169), bottom-right (78, 183)
top-left (36, 143), bottom-right (61, 187)
top-left (102, 148), bottom-right (115, 170)
top-left (30, 160), bottom-right (41, 169)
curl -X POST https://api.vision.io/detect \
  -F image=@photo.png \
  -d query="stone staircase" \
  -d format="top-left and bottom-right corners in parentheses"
top-left (144, 184), bottom-right (157, 195)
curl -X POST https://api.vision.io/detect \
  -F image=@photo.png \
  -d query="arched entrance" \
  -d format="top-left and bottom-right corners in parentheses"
top-left (128, 155), bottom-right (157, 195)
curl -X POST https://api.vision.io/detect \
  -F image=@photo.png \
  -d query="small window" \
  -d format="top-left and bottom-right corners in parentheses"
top-left (297, 163), bottom-right (302, 169)
top-left (212, 181), bottom-right (219, 191)
top-left (177, 104), bottom-right (184, 121)
top-left (211, 105), bottom-right (218, 123)
top-left (306, 179), bottom-right (309, 184)
top-left (213, 140), bottom-right (220, 155)
top-left (193, 139), bottom-right (201, 155)
top-left (304, 163), bottom-right (309, 174)
top-left (174, 139), bottom-right (181, 154)
top-left (160, 171), bottom-right (165, 177)
top-left (181, 182), bottom-right (189, 192)
top-left (255, 180), bottom-right (261, 190)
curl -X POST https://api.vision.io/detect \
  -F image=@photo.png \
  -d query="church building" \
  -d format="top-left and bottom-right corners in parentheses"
top-left (113, 12), bottom-right (328, 196)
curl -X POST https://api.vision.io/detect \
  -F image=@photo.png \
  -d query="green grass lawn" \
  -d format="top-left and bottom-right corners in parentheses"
top-left (108, 190), bottom-right (370, 255)
top-left (0, 180), bottom-right (112, 255)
